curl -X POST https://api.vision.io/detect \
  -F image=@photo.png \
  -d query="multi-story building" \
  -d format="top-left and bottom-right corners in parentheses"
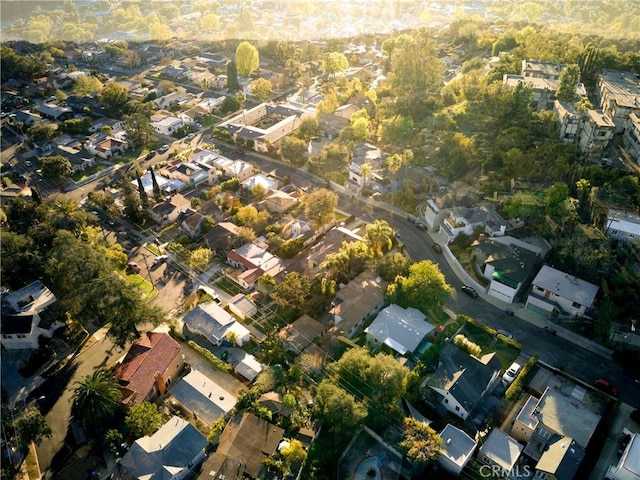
top-left (597, 70), bottom-right (640, 134)
top-left (578, 110), bottom-right (615, 160)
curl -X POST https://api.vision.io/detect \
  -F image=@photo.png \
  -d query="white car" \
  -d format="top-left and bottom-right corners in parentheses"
top-left (153, 255), bottom-right (168, 265)
top-left (502, 362), bottom-right (522, 384)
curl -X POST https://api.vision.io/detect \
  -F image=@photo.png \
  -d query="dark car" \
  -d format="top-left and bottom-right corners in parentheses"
top-left (461, 285), bottom-right (478, 298)
top-left (594, 378), bottom-right (619, 396)
top-left (234, 148), bottom-right (245, 155)
top-left (126, 262), bottom-right (141, 274)
top-left (415, 222), bottom-right (427, 231)
top-left (407, 216), bottom-right (416, 224)
top-left (432, 243), bottom-right (443, 254)
top-left (145, 150), bottom-right (157, 160)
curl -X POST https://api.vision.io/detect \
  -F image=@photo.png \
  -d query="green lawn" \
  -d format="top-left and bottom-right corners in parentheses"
top-left (118, 269), bottom-right (157, 302)
top-left (210, 274), bottom-right (246, 296)
top-left (459, 322), bottom-right (520, 370)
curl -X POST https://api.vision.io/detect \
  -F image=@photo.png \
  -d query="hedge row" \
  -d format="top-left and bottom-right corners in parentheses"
top-left (505, 355), bottom-right (539, 401)
top-left (453, 334), bottom-right (482, 357)
top-left (187, 340), bottom-right (233, 373)
top-left (464, 315), bottom-right (523, 349)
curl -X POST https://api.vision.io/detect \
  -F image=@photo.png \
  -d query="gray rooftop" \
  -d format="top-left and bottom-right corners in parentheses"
top-left (439, 424), bottom-right (477, 467)
top-left (532, 266), bottom-right (598, 308)
top-left (364, 304), bottom-right (434, 355)
top-left (478, 429), bottom-right (523, 473)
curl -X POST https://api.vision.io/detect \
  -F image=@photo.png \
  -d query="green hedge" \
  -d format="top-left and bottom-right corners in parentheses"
top-left (187, 340), bottom-right (233, 373)
top-left (505, 355), bottom-right (539, 401)
top-left (464, 315), bottom-right (523, 349)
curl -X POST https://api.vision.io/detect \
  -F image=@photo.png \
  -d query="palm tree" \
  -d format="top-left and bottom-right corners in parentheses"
top-left (51, 198), bottom-right (88, 235)
top-left (71, 369), bottom-right (123, 430)
top-left (359, 162), bottom-right (373, 189)
top-left (365, 220), bottom-right (394, 257)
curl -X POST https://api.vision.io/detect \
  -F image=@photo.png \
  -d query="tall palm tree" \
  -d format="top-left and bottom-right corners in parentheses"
top-left (50, 198), bottom-right (88, 235)
top-left (71, 369), bottom-right (123, 430)
top-left (365, 220), bottom-right (394, 257)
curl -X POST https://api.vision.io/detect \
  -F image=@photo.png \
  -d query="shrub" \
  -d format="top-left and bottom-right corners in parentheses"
top-left (187, 340), bottom-right (232, 372)
top-left (453, 334), bottom-right (482, 357)
top-left (505, 355), bottom-right (539, 401)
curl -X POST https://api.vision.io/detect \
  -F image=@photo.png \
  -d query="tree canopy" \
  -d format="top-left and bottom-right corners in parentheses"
top-left (387, 260), bottom-right (452, 313)
top-left (304, 188), bottom-right (337, 230)
top-left (235, 41), bottom-right (259, 77)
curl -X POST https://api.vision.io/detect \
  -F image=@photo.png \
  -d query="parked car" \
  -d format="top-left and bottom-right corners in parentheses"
top-left (153, 255), bottom-right (168, 265)
top-left (432, 243), bottom-right (443, 254)
top-left (502, 362), bottom-right (522, 384)
top-left (594, 378), bottom-right (619, 396)
top-left (185, 133), bottom-right (195, 141)
top-left (145, 150), bottom-right (157, 160)
top-left (127, 262), bottom-right (141, 274)
top-left (158, 144), bottom-right (170, 154)
top-left (415, 222), bottom-right (427, 231)
top-left (234, 148), bottom-right (245, 155)
top-left (461, 285), bottom-right (478, 298)
top-left (406, 216), bottom-right (416, 224)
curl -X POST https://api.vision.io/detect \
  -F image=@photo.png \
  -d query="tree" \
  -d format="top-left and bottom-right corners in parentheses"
top-left (120, 175), bottom-right (143, 223)
top-left (250, 78), bottom-right (273, 101)
top-left (556, 64), bottom-right (580, 102)
top-left (125, 401), bottom-right (163, 438)
top-left (281, 439), bottom-right (307, 473)
top-left (313, 380), bottom-right (366, 433)
top-left (27, 123), bottom-right (57, 143)
top-left (297, 117), bottom-right (319, 141)
top-left (135, 170), bottom-right (148, 207)
top-left (280, 136), bottom-right (307, 165)
top-left (71, 369), bottom-right (123, 430)
top-left (453, 334), bottom-right (482, 357)
top-left (148, 166), bottom-right (162, 200)
top-left (124, 111), bottom-right (157, 150)
top-left (388, 260), bottom-right (452, 312)
top-left (4, 406), bottom-right (51, 449)
top-left (41, 155), bottom-right (72, 180)
top-left (220, 95), bottom-right (240, 114)
top-left (271, 272), bottom-right (311, 315)
top-left (226, 60), bottom-right (240, 91)
top-left (189, 247), bottom-right (213, 270)
top-left (72, 74), bottom-right (104, 96)
top-left (365, 220), bottom-right (394, 257)
top-left (51, 198), bottom-right (89, 235)
top-left (322, 52), bottom-right (348, 77)
top-left (305, 188), bottom-right (337, 230)
top-left (235, 41), bottom-right (259, 77)
top-left (399, 417), bottom-right (442, 465)
top-left (99, 82), bottom-right (129, 117)
top-left (377, 252), bottom-right (410, 281)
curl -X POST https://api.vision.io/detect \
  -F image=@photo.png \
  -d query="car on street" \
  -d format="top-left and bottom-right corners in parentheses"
top-left (594, 378), bottom-right (619, 396)
top-left (234, 148), bottom-right (245, 155)
top-left (407, 216), bottom-right (416, 224)
top-left (185, 133), bottom-right (195, 141)
top-left (461, 285), bottom-right (478, 298)
top-left (145, 150), bottom-right (157, 160)
top-left (158, 144), bottom-right (170, 154)
top-left (127, 262), bottom-right (141, 274)
top-left (496, 329), bottom-right (513, 339)
top-left (153, 255), bottom-right (168, 265)
top-left (25, 160), bottom-right (32, 167)
top-left (502, 362), bottom-right (522, 384)
top-left (415, 222), bottom-right (427, 231)
top-left (432, 243), bottom-right (443, 254)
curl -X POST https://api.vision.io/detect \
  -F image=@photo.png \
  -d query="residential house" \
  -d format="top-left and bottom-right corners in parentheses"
top-left (522, 60), bottom-right (565, 80)
top-left (261, 190), bottom-right (299, 214)
top-left (424, 342), bottom-right (502, 420)
top-left (317, 111), bottom-right (349, 139)
top-left (148, 194), bottom-right (191, 226)
top-left (120, 416), bottom-right (207, 480)
top-left (152, 114), bottom-right (185, 136)
top-left (213, 157), bottom-right (255, 182)
top-left (13, 110), bottom-right (42, 127)
top-left (203, 222), bottom-right (240, 252)
top-left (554, 101), bottom-right (582, 144)
top-left (438, 424), bottom-right (477, 475)
top-left (241, 173), bottom-right (279, 194)
top-left (88, 117), bottom-right (125, 133)
top-left (329, 269), bottom-right (387, 339)
top-left (65, 94), bottom-right (104, 117)
top-left (503, 74), bottom-right (586, 111)
top-left (257, 391), bottom-right (290, 418)
top-left (135, 171), bottom-right (185, 196)
top-left (0, 184), bottom-right (29, 206)
top-left (605, 209), bottom-right (640, 242)
top-left (525, 265), bottom-right (598, 317)
top-left (51, 144), bottom-right (96, 173)
top-left (163, 64), bottom-right (191, 80)
top-left (597, 70), bottom-right (640, 134)
top-left (180, 201), bottom-right (224, 239)
top-left (234, 352), bottom-right (263, 381)
top-left (154, 91), bottom-right (189, 110)
top-left (182, 301), bottom-right (250, 346)
top-left (226, 293), bottom-right (257, 320)
top-left (84, 135), bottom-right (128, 159)
top-left (36, 102), bottom-right (73, 121)
top-left (280, 214), bottom-right (313, 242)
top-left (478, 429), bottom-right (523, 478)
top-left (0, 281), bottom-right (62, 350)
top-left (196, 453), bottom-right (243, 480)
top-left (520, 387), bottom-right (600, 479)
top-left (623, 112), bottom-right (640, 164)
top-left (114, 332), bottom-right (184, 405)
top-left (510, 395), bottom-right (539, 443)
top-left (440, 203), bottom-right (509, 242)
top-left (218, 103), bottom-right (314, 153)
top-left (338, 426), bottom-right (404, 480)
top-left (422, 197), bottom-right (446, 230)
top-left (227, 238), bottom-right (285, 290)
top-left (278, 314), bottom-right (325, 353)
top-left (364, 304), bottom-right (434, 356)
top-left (216, 412), bottom-right (284, 479)
top-left (578, 110), bottom-right (615, 160)
top-left (164, 162), bottom-right (208, 187)
top-left (348, 142), bottom-right (385, 191)
top-left (472, 236), bottom-right (542, 304)
top-left (306, 226), bottom-right (363, 272)
top-left (170, 369), bottom-right (236, 425)
top-left (606, 432), bottom-right (640, 480)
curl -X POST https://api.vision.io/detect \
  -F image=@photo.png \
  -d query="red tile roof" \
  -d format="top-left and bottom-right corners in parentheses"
top-left (114, 332), bottom-right (181, 405)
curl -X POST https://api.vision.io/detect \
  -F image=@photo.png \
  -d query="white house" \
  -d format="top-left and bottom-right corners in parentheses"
top-left (554, 100), bottom-right (582, 144)
top-left (438, 424), bottom-right (477, 475)
top-left (440, 203), bottom-right (509, 242)
top-left (234, 353), bottom-right (264, 382)
top-left (182, 301), bottom-right (250, 346)
top-left (478, 429), bottom-right (523, 478)
top-left (170, 369), bottom-right (236, 425)
top-left (226, 293), bottom-right (258, 320)
top-left (1, 281), bottom-right (62, 350)
top-left (120, 416), bottom-right (207, 480)
top-left (364, 304), bottom-right (434, 356)
top-left (525, 265), bottom-right (598, 317)
top-left (606, 433), bottom-right (640, 480)
top-left (578, 110), bottom-right (615, 160)
top-left (605, 210), bottom-right (640, 243)
top-left (152, 115), bottom-right (184, 136)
